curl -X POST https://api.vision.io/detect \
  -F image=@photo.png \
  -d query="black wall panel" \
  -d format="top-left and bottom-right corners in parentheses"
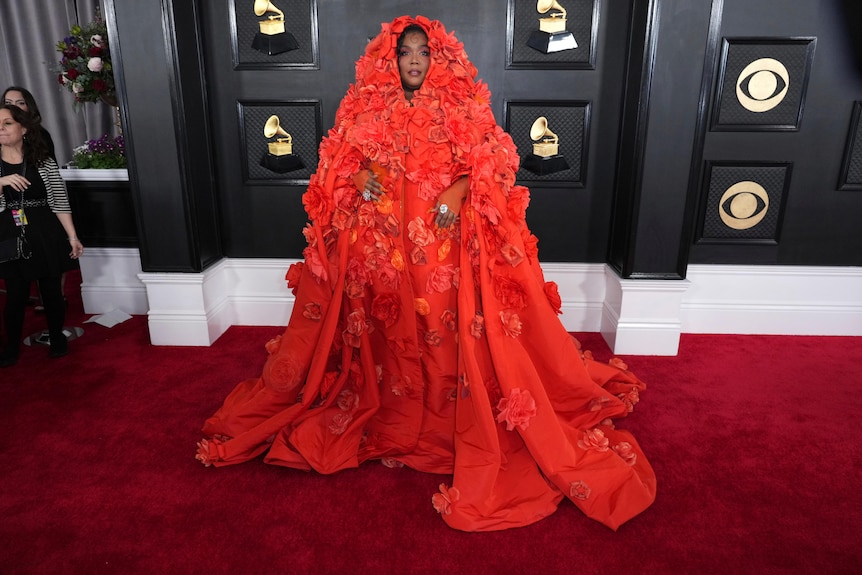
top-left (106, 0), bottom-right (862, 272)
top-left (608, 0), bottom-right (718, 279)
top-left (199, 0), bottom-right (631, 262)
top-left (106, 0), bottom-right (221, 272)
top-left (689, 0), bottom-right (862, 266)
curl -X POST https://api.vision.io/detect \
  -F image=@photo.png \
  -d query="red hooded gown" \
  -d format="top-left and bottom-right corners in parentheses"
top-left (197, 15), bottom-right (656, 532)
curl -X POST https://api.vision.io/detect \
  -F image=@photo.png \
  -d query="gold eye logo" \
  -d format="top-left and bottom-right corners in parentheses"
top-left (735, 58), bottom-right (789, 112)
top-left (718, 181), bottom-right (769, 230)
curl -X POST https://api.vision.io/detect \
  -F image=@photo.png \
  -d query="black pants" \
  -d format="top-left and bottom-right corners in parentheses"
top-left (2, 276), bottom-right (65, 353)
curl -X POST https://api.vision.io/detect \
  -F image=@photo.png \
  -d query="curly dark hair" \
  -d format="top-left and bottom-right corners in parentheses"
top-left (1, 104), bottom-right (49, 166)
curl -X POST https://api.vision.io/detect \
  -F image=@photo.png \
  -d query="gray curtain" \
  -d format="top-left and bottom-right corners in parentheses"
top-left (0, 0), bottom-right (117, 165)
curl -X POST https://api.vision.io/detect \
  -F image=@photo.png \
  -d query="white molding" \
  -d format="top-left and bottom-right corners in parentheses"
top-left (60, 168), bottom-right (129, 182)
top-left (134, 260), bottom-right (607, 347)
top-left (682, 264), bottom-right (862, 335)
top-left (221, 259), bottom-right (298, 326)
top-left (538, 263), bottom-right (607, 332)
top-left (100, 257), bottom-right (861, 352)
top-left (601, 268), bottom-right (692, 356)
top-left (139, 259), bottom-right (230, 346)
top-left (77, 247), bottom-right (148, 315)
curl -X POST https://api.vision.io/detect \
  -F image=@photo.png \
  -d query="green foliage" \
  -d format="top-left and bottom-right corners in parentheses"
top-left (71, 134), bottom-right (126, 169)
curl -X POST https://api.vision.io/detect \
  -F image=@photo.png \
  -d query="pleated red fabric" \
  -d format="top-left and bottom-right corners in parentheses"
top-left (198, 15), bottom-right (656, 531)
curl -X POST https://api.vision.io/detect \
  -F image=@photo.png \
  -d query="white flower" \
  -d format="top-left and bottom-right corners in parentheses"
top-left (72, 83), bottom-right (84, 94)
top-left (90, 34), bottom-right (105, 47)
top-left (87, 57), bottom-right (103, 72)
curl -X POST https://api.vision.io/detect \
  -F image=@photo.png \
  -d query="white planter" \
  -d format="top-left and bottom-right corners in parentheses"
top-left (60, 168), bottom-right (129, 182)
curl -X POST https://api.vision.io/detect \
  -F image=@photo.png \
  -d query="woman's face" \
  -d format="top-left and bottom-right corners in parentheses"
top-left (398, 31), bottom-right (430, 96)
top-left (3, 91), bottom-right (28, 112)
top-left (0, 108), bottom-right (26, 147)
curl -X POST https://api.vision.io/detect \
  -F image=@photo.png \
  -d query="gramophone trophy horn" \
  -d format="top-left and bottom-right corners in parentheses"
top-left (264, 115), bottom-right (293, 156)
top-left (254, 0), bottom-right (285, 35)
top-left (530, 116), bottom-right (559, 157)
top-left (537, 0), bottom-right (567, 34)
top-left (527, 0), bottom-right (577, 53)
top-left (250, 0), bottom-right (297, 55)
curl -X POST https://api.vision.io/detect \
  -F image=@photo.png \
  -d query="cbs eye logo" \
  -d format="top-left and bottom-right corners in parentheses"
top-left (718, 181), bottom-right (769, 230)
top-left (735, 58), bottom-right (789, 113)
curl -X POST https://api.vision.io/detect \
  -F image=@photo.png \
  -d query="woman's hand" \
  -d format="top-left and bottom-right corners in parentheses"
top-left (56, 214), bottom-right (83, 259)
top-left (431, 176), bottom-right (469, 228)
top-left (431, 200), bottom-right (458, 228)
top-left (354, 169), bottom-right (385, 202)
top-left (68, 238), bottom-right (83, 259)
top-left (0, 174), bottom-right (30, 192)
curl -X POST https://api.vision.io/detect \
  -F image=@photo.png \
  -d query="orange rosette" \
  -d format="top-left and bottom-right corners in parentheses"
top-left (437, 238), bottom-right (452, 261)
top-left (376, 193), bottom-right (393, 215)
top-left (414, 298), bottom-right (431, 316)
top-left (391, 249), bottom-right (405, 271)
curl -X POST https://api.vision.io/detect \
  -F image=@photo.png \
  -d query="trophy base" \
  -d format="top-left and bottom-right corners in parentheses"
top-left (251, 32), bottom-right (299, 56)
top-left (260, 153), bottom-right (305, 174)
top-left (527, 30), bottom-right (577, 54)
top-left (523, 154), bottom-right (570, 176)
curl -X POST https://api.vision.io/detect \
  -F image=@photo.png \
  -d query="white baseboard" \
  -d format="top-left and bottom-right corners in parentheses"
top-left (78, 248), bottom-right (148, 315)
top-left (138, 259), bottom-right (297, 345)
top-left (600, 269), bottom-right (692, 355)
top-left (538, 263), bottom-right (606, 332)
top-left (125, 257), bottom-right (862, 353)
top-left (682, 264), bottom-right (862, 336)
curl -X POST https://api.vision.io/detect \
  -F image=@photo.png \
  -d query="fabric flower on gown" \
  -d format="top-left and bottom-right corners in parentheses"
top-left (494, 276), bottom-right (528, 310)
top-left (613, 442), bottom-right (638, 466)
top-left (329, 412), bottom-right (352, 435)
top-left (303, 303), bottom-right (322, 321)
top-left (408, 217), bottom-right (437, 247)
top-left (343, 308), bottom-right (370, 348)
top-left (432, 483), bottom-right (461, 515)
top-left (426, 264), bottom-right (456, 294)
top-left (470, 313), bottom-right (484, 338)
top-left (495, 388), bottom-right (537, 431)
top-left (500, 243), bottom-right (525, 267)
top-left (543, 281), bottom-right (563, 315)
top-left (578, 428), bottom-right (610, 452)
top-left (499, 310), bottom-right (523, 338)
top-left (371, 293), bottom-right (401, 327)
top-left (569, 480), bottom-right (592, 501)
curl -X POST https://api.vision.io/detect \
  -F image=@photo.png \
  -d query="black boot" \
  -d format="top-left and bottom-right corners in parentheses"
top-left (49, 331), bottom-right (68, 359)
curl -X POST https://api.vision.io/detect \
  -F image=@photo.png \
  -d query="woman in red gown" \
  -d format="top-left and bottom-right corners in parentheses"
top-left (197, 15), bottom-right (656, 532)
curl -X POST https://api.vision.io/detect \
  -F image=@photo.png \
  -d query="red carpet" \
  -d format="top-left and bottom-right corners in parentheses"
top-left (1, 271), bottom-right (860, 574)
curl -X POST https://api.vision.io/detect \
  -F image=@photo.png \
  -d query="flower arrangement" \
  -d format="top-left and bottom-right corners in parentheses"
top-left (55, 11), bottom-right (116, 107)
top-left (71, 134), bottom-right (126, 169)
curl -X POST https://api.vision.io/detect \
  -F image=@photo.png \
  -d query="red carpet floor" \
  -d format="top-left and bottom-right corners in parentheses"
top-left (1, 271), bottom-right (860, 574)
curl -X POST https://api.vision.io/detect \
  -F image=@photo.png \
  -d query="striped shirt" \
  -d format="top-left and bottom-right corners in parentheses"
top-left (0, 158), bottom-right (72, 214)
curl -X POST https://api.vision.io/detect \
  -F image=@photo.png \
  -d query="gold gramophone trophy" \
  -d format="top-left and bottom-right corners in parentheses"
top-left (251, 0), bottom-right (298, 55)
top-left (523, 116), bottom-right (570, 175)
top-left (260, 115), bottom-right (305, 173)
top-left (526, 0), bottom-right (578, 54)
